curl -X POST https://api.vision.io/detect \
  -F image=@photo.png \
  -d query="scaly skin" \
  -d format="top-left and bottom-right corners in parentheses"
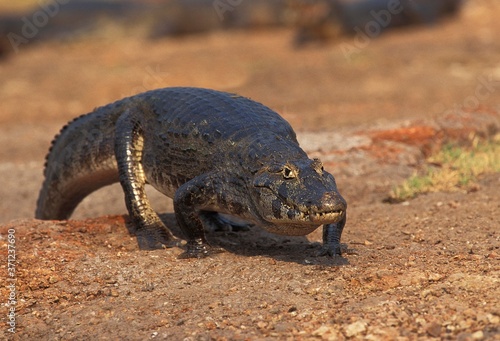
top-left (36, 87), bottom-right (348, 259)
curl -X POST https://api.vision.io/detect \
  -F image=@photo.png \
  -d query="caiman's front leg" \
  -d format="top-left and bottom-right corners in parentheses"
top-left (115, 110), bottom-right (179, 250)
top-left (316, 213), bottom-right (352, 258)
top-left (174, 173), bottom-right (244, 258)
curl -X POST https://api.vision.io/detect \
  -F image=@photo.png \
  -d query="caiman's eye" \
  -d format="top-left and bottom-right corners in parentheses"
top-left (282, 165), bottom-right (297, 179)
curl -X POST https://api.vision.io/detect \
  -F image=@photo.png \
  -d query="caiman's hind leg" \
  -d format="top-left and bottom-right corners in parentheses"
top-left (114, 109), bottom-right (179, 250)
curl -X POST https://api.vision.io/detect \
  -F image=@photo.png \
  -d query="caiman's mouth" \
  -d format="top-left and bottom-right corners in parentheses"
top-left (283, 202), bottom-right (344, 224)
top-left (258, 198), bottom-right (345, 236)
top-left (296, 209), bottom-right (343, 222)
top-left (255, 186), bottom-right (346, 232)
top-left (264, 203), bottom-right (344, 236)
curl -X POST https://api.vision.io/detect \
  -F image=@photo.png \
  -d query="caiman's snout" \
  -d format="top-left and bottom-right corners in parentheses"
top-left (321, 191), bottom-right (347, 213)
top-left (301, 191), bottom-right (347, 224)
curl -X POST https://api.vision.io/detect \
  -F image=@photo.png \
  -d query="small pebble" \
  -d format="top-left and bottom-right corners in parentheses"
top-left (345, 321), bottom-right (367, 337)
top-left (472, 330), bottom-right (484, 340)
top-left (426, 322), bottom-right (441, 337)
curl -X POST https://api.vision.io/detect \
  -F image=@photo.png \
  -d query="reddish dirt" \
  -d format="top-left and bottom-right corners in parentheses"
top-left (1, 1), bottom-right (499, 340)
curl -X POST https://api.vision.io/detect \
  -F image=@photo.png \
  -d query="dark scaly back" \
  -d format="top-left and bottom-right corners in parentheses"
top-left (137, 87), bottom-right (307, 176)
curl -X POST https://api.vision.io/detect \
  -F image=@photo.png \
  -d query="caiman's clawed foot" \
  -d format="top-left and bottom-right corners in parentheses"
top-left (314, 242), bottom-right (357, 257)
top-left (178, 238), bottom-right (225, 259)
top-left (314, 243), bottom-right (358, 265)
top-left (135, 223), bottom-right (180, 250)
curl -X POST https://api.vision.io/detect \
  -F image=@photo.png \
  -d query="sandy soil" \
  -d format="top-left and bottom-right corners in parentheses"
top-left (0, 1), bottom-right (499, 339)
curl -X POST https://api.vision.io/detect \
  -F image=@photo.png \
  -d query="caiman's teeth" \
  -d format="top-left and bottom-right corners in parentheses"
top-left (283, 202), bottom-right (341, 222)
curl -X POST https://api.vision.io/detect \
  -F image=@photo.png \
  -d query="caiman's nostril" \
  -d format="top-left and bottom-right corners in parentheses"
top-left (322, 192), bottom-right (347, 211)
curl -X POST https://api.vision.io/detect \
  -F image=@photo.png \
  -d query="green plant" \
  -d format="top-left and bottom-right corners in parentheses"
top-left (388, 134), bottom-right (500, 202)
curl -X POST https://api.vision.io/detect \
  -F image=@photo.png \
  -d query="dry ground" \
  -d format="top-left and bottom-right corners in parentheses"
top-left (0, 0), bottom-right (499, 339)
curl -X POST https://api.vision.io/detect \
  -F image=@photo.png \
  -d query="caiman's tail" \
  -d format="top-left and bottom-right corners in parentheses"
top-left (35, 107), bottom-right (122, 220)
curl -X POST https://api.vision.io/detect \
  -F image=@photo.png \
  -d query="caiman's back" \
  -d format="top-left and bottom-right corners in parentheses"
top-left (136, 88), bottom-right (303, 186)
top-left (35, 87), bottom-right (301, 220)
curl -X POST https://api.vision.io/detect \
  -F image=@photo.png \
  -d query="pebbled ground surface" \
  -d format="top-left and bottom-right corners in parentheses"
top-left (1, 0), bottom-right (499, 339)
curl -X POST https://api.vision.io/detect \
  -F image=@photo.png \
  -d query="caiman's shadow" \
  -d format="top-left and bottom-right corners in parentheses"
top-left (125, 213), bottom-right (348, 266)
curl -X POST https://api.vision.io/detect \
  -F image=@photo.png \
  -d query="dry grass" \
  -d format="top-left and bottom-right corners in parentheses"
top-left (389, 134), bottom-right (500, 202)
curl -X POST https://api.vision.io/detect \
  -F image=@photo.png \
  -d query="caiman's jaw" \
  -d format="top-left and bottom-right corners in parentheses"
top-left (280, 202), bottom-right (344, 224)
top-left (256, 198), bottom-right (346, 236)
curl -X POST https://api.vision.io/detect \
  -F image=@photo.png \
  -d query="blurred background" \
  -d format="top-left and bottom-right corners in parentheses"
top-left (0, 0), bottom-right (499, 221)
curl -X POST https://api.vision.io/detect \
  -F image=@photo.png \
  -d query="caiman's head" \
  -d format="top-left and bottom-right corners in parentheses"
top-left (251, 158), bottom-right (346, 236)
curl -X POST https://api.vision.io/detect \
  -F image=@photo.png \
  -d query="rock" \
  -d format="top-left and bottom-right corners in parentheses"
top-left (426, 321), bottom-right (442, 337)
top-left (313, 325), bottom-right (332, 336)
top-left (428, 273), bottom-right (444, 281)
top-left (471, 330), bottom-right (484, 340)
top-left (345, 320), bottom-right (367, 337)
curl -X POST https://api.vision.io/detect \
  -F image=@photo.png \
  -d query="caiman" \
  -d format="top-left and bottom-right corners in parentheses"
top-left (35, 87), bottom-right (348, 259)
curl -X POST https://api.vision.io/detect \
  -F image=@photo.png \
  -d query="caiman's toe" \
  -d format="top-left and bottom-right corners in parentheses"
top-left (178, 239), bottom-right (225, 259)
top-left (314, 243), bottom-right (357, 262)
top-left (135, 225), bottom-right (180, 250)
top-left (315, 242), bottom-right (342, 257)
top-left (136, 236), bottom-right (162, 250)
